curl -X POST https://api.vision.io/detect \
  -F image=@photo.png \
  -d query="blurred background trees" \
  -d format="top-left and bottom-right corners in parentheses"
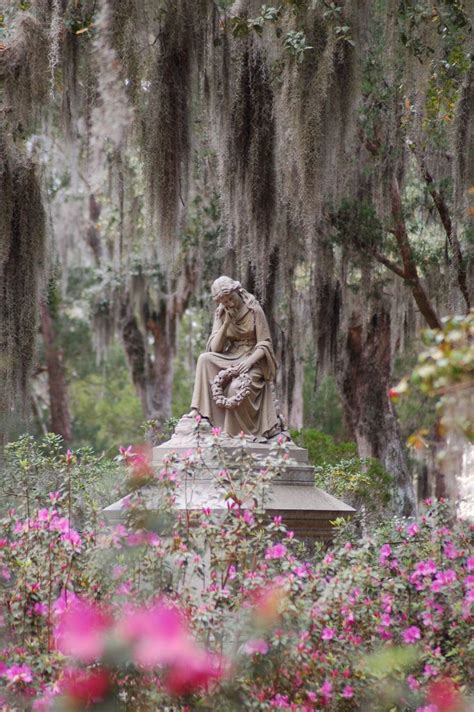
top-left (0, 0), bottom-right (472, 515)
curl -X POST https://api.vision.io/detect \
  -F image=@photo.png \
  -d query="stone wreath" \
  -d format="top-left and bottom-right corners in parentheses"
top-left (211, 366), bottom-right (252, 410)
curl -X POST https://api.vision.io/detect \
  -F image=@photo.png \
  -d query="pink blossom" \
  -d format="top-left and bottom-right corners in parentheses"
top-left (195, 414), bottom-right (202, 423)
top-left (466, 556), bottom-right (474, 571)
top-left (407, 675), bottom-right (420, 690)
top-left (321, 627), bottom-right (336, 641)
top-left (416, 706), bottom-right (438, 712)
top-left (423, 664), bottom-right (438, 678)
top-left (443, 541), bottom-right (459, 559)
top-left (412, 560), bottom-right (437, 578)
top-left (54, 597), bottom-right (111, 662)
top-left (61, 529), bottom-right (82, 551)
top-left (243, 510), bottom-right (255, 526)
top-left (406, 523), bottom-right (419, 537)
top-left (5, 664), bottom-right (33, 683)
top-left (381, 613), bottom-right (392, 626)
top-left (265, 543), bottom-right (287, 560)
top-left (379, 544), bottom-right (391, 564)
top-left (273, 515), bottom-right (282, 525)
top-left (243, 639), bottom-right (269, 655)
top-left (58, 667), bottom-right (109, 705)
top-left (33, 602), bottom-right (48, 616)
top-left (211, 427), bottom-right (222, 436)
top-left (320, 680), bottom-right (333, 699)
top-left (293, 564), bottom-right (309, 578)
top-left (118, 601), bottom-right (191, 668)
top-left (431, 569), bottom-right (457, 592)
top-left (342, 685), bottom-right (354, 698)
top-left (37, 509), bottom-right (51, 522)
top-left (165, 651), bottom-right (225, 696)
top-left (422, 611), bottom-right (434, 627)
top-left (464, 575), bottom-right (474, 588)
top-left (49, 491), bottom-right (61, 503)
top-left (402, 626), bottom-right (421, 644)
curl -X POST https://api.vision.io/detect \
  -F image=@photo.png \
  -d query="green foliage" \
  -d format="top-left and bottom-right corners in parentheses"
top-left (291, 427), bottom-right (357, 465)
top-left (393, 312), bottom-right (474, 443)
top-left (1, 433), bottom-right (122, 522)
top-left (69, 344), bottom-right (144, 455)
top-left (303, 371), bottom-right (349, 439)
top-left (0, 434), bottom-right (471, 710)
top-left (314, 457), bottom-right (394, 514)
top-left (229, 5), bottom-right (313, 62)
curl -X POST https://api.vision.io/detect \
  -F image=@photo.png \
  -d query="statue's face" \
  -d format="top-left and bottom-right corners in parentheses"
top-left (217, 292), bottom-right (241, 311)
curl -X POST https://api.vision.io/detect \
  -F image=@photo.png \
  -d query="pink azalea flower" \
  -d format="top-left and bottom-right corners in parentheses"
top-left (402, 626), bottom-right (421, 644)
top-left (54, 597), bottom-right (111, 663)
top-left (5, 664), bottom-right (33, 683)
top-left (164, 650), bottom-right (225, 696)
top-left (407, 523), bottom-right (419, 537)
top-left (381, 613), bottom-right (392, 626)
top-left (466, 556), bottom-right (474, 571)
top-left (37, 509), bottom-right (51, 522)
top-left (211, 426), bottom-right (222, 436)
top-left (243, 639), bottom-right (269, 655)
top-left (321, 627), bottom-right (336, 641)
top-left (320, 680), bottom-right (333, 699)
top-left (33, 602), bottom-right (48, 616)
top-left (61, 530), bottom-right (82, 551)
top-left (265, 543), bottom-right (287, 560)
top-left (342, 685), bottom-right (354, 698)
top-left (412, 560), bottom-right (437, 578)
top-left (407, 674), bottom-right (421, 690)
top-left (243, 510), bottom-right (255, 526)
top-left (443, 542), bottom-right (459, 559)
top-left (118, 600), bottom-right (191, 668)
top-left (431, 569), bottom-right (457, 591)
top-left (379, 544), bottom-right (391, 564)
top-left (423, 664), bottom-right (437, 678)
top-left (464, 575), bottom-right (474, 588)
top-left (58, 667), bottom-right (109, 705)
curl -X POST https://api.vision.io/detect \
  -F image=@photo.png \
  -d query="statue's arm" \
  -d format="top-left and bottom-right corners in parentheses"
top-left (208, 310), bottom-right (231, 352)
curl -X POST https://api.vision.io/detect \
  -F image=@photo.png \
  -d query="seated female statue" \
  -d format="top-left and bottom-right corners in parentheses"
top-left (189, 276), bottom-right (282, 439)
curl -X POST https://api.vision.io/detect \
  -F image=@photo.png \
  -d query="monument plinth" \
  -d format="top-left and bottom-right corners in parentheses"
top-left (103, 425), bottom-right (355, 543)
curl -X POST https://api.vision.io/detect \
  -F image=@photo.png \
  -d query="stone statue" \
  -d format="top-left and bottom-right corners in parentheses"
top-left (188, 276), bottom-right (283, 440)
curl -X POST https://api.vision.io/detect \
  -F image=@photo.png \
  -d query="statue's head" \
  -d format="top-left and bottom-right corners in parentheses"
top-left (211, 276), bottom-right (241, 303)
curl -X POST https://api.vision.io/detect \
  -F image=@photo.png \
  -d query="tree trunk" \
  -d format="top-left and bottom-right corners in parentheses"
top-left (338, 308), bottom-right (415, 515)
top-left (288, 354), bottom-right (304, 430)
top-left (39, 301), bottom-right (72, 443)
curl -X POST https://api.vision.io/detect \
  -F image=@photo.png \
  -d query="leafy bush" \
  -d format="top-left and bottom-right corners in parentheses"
top-left (0, 433), bottom-right (472, 710)
top-left (291, 428), bottom-right (357, 466)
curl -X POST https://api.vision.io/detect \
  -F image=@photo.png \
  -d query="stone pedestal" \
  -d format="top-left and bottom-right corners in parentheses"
top-left (104, 424), bottom-right (354, 543)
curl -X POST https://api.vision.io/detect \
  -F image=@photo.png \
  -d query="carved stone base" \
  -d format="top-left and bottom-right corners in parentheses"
top-left (103, 423), bottom-right (355, 543)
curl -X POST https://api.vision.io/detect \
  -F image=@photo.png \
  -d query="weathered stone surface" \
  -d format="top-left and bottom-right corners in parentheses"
top-left (103, 432), bottom-right (355, 543)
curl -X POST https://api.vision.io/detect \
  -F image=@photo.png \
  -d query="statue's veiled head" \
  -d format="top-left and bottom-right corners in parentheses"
top-left (211, 276), bottom-right (241, 302)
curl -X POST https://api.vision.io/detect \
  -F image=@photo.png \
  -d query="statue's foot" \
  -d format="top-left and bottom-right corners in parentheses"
top-left (183, 407), bottom-right (200, 418)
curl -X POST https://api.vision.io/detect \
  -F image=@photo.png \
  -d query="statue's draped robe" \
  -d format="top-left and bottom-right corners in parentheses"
top-left (191, 303), bottom-right (279, 437)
